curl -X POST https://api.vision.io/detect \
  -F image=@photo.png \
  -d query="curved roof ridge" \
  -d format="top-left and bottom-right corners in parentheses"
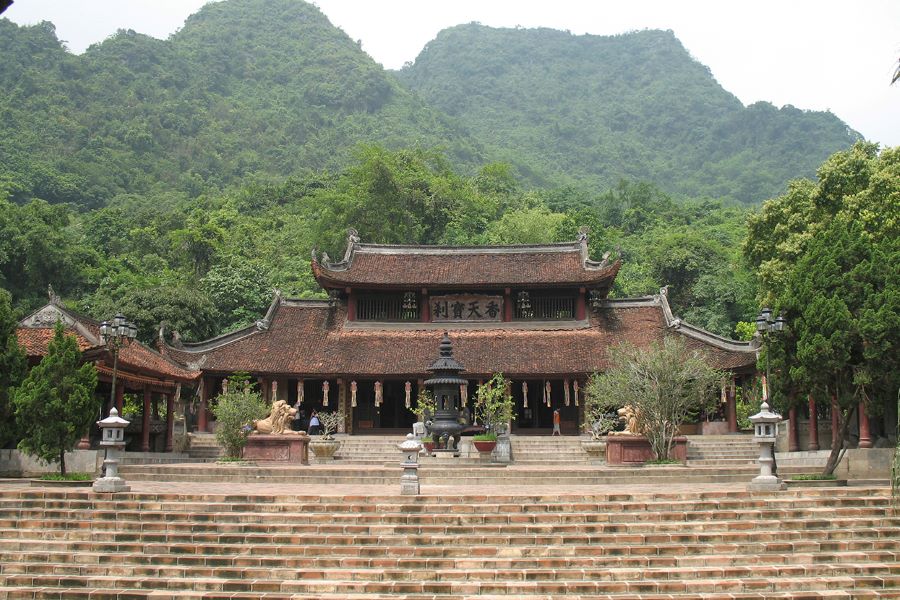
top-left (655, 288), bottom-right (756, 354)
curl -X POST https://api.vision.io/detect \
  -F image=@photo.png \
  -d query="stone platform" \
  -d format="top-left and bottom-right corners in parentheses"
top-left (242, 432), bottom-right (309, 464)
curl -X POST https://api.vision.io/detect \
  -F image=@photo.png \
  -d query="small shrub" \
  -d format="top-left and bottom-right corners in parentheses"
top-left (791, 473), bottom-right (837, 481)
top-left (39, 472), bottom-right (92, 481)
top-left (474, 373), bottom-right (515, 434)
top-left (473, 432), bottom-right (497, 442)
top-left (317, 410), bottom-right (346, 440)
top-left (210, 380), bottom-right (268, 458)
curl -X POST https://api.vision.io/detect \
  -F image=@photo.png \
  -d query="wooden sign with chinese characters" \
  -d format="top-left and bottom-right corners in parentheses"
top-left (431, 295), bottom-right (503, 322)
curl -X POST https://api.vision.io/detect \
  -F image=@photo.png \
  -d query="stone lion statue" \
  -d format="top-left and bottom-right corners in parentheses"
top-left (609, 405), bottom-right (643, 436)
top-left (253, 400), bottom-right (298, 435)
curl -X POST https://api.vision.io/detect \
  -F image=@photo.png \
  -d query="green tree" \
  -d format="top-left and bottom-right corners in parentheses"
top-left (0, 288), bottom-right (27, 447)
top-left (585, 337), bottom-right (724, 461)
top-left (746, 142), bottom-right (899, 475)
top-left (12, 322), bottom-right (99, 475)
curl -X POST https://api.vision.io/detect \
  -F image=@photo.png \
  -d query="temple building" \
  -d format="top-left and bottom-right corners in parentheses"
top-left (161, 229), bottom-right (757, 436)
top-left (16, 292), bottom-right (199, 451)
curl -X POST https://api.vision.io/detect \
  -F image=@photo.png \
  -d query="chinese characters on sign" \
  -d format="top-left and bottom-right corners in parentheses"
top-left (432, 295), bottom-right (503, 322)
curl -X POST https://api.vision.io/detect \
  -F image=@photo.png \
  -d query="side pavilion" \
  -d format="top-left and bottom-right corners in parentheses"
top-left (17, 293), bottom-right (199, 452)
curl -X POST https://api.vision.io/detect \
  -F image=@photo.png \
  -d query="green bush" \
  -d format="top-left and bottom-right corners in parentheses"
top-left (473, 432), bottom-right (497, 442)
top-left (210, 381), bottom-right (268, 458)
top-left (39, 472), bottom-right (92, 481)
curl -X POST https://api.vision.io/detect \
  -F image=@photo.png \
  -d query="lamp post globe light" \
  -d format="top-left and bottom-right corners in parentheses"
top-left (99, 313), bottom-right (137, 413)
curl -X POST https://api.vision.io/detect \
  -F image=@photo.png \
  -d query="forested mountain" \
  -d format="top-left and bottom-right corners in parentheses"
top-left (398, 24), bottom-right (860, 203)
top-left (0, 0), bottom-right (480, 208)
top-left (0, 0), bottom-right (877, 343)
top-left (2, 1), bottom-right (861, 208)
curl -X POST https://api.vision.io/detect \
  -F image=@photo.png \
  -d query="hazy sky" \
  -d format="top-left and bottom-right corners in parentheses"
top-left (6, 0), bottom-right (899, 146)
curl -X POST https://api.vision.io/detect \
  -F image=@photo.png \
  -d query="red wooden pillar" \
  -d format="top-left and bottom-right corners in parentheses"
top-left (115, 383), bottom-right (125, 414)
top-left (726, 378), bottom-right (738, 433)
top-left (165, 392), bottom-right (175, 452)
top-left (858, 402), bottom-right (872, 448)
top-left (198, 376), bottom-right (209, 433)
top-left (141, 386), bottom-right (152, 452)
top-left (421, 288), bottom-right (430, 322)
top-left (831, 394), bottom-right (840, 448)
top-left (575, 287), bottom-right (586, 320)
top-left (346, 288), bottom-right (355, 321)
top-left (788, 406), bottom-right (800, 452)
top-left (807, 394), bottom-right (819, 451)
top-left (503, 288), bottom-right (513, 322)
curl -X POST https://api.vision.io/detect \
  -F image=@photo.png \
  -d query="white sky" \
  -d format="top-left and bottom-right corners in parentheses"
top-left (5, 0), bottom-right (899, 147)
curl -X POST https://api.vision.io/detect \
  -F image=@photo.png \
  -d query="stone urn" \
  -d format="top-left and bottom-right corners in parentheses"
top-left (581, 439), bottom-right (607, 460)
top-left (309, 438), bottom-right (341, 460)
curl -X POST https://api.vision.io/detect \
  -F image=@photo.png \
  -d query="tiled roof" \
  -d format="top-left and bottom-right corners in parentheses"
top-left (17, 303), bottom-right (199, 382)
top-left (164, 297), bottom-right (756, 376)
top-left (16, 327), bottom-right (94, 354)
top-left (312, 235), bottom-right (620, 290)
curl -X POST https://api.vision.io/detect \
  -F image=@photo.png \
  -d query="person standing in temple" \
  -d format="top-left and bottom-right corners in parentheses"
top-left (308, 410), bottom-right (321, 435)
top-left (552, 409), bottom-right (561, 436)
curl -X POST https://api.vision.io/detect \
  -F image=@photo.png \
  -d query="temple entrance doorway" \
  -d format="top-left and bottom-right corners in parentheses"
top-left (351, 379), bottom-right (418, 433)
top-left (511, 379), bottom-right (579, 434)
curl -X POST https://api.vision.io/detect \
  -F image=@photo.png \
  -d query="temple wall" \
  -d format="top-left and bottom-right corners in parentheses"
top-left (0, 449), bottom-right (102, 477)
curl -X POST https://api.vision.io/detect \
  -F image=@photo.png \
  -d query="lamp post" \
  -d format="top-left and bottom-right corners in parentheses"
top-left (749, 307), bottom-right (787, 491)
top-left (754, 307), bottom-right (786, 404)
top-left (99, 313), bottom-right (137, 413)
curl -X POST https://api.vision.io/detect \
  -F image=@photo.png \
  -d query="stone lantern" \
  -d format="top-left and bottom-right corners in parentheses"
top-left (93, 407), bottom-right (131, 493)
top-left (423, 332), bottom-right (467, 454)
top-left (748, 400), bottom-right (785, 491)
top-left (398, 433), bottom-right (423, 495)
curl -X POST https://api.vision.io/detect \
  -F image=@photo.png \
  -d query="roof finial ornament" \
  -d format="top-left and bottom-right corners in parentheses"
top-left (347, 228), bottom-right (360, 245)
top-left (321, 251), bottom-right (331, 265)
top-left (577, 226), bottom-right (589, 243)
top-left (47, 284), bottom-right (60, 305)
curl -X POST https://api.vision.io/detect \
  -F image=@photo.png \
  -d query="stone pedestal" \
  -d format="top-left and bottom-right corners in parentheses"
top-left (605, 436), bottom-right (687, 465)
top-left (581, 439), bottom-right (607, 464)
top-left (748, 443), bottom-right (786, 491)
top-left (243, 433), bottom-right (309, 464)
top-left (93, 451), bottom-right (130, 493)
top-left (493, 435), bottom-right (511, 464)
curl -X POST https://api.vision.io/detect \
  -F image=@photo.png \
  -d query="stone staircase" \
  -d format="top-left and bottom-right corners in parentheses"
top-left (0, 486), bottom-right (897, 598)
top-left (185, 432), bottom-right (223, 460)
top-left (509, 435), bottom-right (592, 464)
top-left (686, 434), bottom-right (760, 466)
top-left (335, 435), bottom-right (408, 464)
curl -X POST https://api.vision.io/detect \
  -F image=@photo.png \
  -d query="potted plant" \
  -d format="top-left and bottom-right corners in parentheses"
top-left (472, 431), bottom-right (498, 453)
top-left (308, 410), bottom-right (345, 460)
top-left (473, 374), bottom-right (515, 455)
top-left (581, 373), bottom-right (617, 459)
top-left (412, 390), bottom-right (436, 453)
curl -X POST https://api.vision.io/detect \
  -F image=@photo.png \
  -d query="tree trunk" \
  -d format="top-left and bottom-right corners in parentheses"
top-left (59, 446), bottom-right (66, 477)
top-left (823, 403), bottom-right (856, 476)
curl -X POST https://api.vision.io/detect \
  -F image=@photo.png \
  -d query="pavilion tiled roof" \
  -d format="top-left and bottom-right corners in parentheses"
top-left (17, 303), bottom-right (199, 383)
top-left (163, 296), bottom-right (757, 377)
top-left (16, 327), bottom-right (94, 354)
top-left (312, 231), bottom-right (621, 290)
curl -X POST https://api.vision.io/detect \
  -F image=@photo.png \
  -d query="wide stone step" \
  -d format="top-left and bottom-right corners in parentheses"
top-left (1, 504), bottom-right (893, 529)
top-left (3, 559), bottom-right (899, 583)
top-left (3, 571), bottom-right (899, 595)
